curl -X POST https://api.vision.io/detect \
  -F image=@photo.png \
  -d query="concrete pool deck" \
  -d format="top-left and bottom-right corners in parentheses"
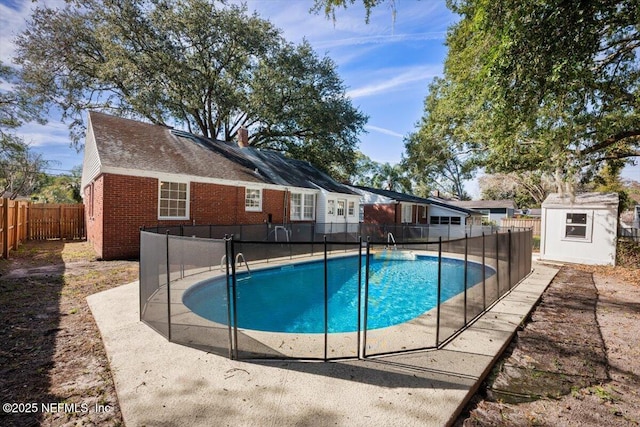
top-left (87, 260), bottom-right (559, 427)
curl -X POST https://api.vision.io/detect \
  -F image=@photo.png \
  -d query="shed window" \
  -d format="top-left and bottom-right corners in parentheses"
top-left (159, 181), bottom-right (188, 219)
top-left (565, 212), bottom-right (588, 239)
top-left (348, 201), bottom-right (355, 217)
top-left (245, 188), bottom-right (262, 212)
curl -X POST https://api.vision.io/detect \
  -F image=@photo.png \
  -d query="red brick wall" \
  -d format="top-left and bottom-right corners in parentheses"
top-left (84, 176), bottom-right (105, 258)
top-left (86, 173), bottom-right (287, 260)
top-left (363, 203), bottom-right (397, 224)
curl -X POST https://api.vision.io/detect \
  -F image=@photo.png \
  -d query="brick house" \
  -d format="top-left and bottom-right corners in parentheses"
top-left (81, 112), bottom-right (360, 259)
top-left (352, 186), bottom-right (482, 226)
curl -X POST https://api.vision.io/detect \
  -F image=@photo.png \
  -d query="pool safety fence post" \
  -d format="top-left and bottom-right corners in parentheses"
top-left (323, 236), bottom-right (328, 361)
top-left (165, 231), bottom-right (172, 342)
top-left (230, 238), bottom-right (239, 360)
top-left (482, 232), bottom-right (486, 310)
top-left (138, 228), bottom-right (143, 323)
top-left (357, 237), bottom-right (363, 359)
top-left (224, 236), bottom-right (234, 360)
top-left (508, 230), bottom-right (512, 289)
top-left (495, 232), bottom-right (500, 296)
top-left (464, 233), bottom-right (469, 325)
top-left (363, 240), bottom-right (371, 358)
top-left (436, 237), bottom-right (442, 347)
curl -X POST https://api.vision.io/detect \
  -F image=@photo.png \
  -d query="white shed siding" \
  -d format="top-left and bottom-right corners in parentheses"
top-left (540, 193), bottom-right (619, 266)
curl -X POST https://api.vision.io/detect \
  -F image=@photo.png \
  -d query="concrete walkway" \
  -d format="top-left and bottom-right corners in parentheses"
top-left (88, 262), bottom-right (558, 427)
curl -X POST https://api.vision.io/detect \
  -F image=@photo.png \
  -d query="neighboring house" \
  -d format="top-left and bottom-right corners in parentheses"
top-left (634, 205), bottom-right (640, 228)
top-left (446, 199), bottom-right (518, 224)
top-left (351, 186), bottom-right (483, 240)
top-left (540, 192), bottom-right (619, 266)
top-left (81, 112), bottom-right (360, 259)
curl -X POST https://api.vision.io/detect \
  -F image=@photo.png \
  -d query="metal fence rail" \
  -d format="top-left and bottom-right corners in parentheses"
top-left (139, 228), bottom-right (533, 361)
top-left (141, 222), bottom-right (517, 243)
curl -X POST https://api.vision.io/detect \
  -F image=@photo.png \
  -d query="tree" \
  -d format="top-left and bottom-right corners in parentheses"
top-left (15, 0), bottom-right (367, 178)
top-left (32, 166), bottom-right (82, 203)
top-left (1, 61), bottom-right (48, 199)
top-left (0, 134), bottom-right (48, 199)
top-left (479, 172), bottom-right (554, 209)
top-left (404, 77), bottom-right (476, 200)
top-left (348, 152), bottom-right (412, 193)
top-left (441, 0), bottom-right (640, 190)
top-left (314, 1), bottom-right (640, 190)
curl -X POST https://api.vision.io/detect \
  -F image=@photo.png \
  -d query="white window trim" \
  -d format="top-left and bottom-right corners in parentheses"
top-left (401, 203), bottom-right (413, 223)
top-left (245, 187), bottom-right (262, 212)
top-left (562, 210), bottom-right (593, 243)
top-left (290, 192), bottom-right (316, 221)
top-left (348, 201), bottom-right (355, 217)
top-left (327, 199), bottom-right (336, 216)
top-left (158, 180), bottom-right (190, 220)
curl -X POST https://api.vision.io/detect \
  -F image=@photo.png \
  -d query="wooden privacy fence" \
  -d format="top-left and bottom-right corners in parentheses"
top-left (28, 203), bottom-right (86, 240)
top-left (0, 198), bottom-right (85, 258)
top-left (501, 217), bottom-right (541, 237)
top-left (0, 198), bottom-right (29, 258)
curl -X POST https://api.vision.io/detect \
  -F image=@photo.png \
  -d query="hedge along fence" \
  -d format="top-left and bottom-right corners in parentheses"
top-left (0, 198), bottom-right (86, 259)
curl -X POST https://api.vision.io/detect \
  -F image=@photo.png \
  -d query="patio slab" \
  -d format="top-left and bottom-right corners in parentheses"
top-left (88, 261), bottom-right (559, 427)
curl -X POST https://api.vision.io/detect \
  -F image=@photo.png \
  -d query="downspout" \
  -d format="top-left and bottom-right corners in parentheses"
top-left (283, 188), bottom-right (288, 224)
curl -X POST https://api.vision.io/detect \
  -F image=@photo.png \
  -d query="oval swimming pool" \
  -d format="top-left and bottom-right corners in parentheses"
top-left (183, 254), bottom-right (493, 334)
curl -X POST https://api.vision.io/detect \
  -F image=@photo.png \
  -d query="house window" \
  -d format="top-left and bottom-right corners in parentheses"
top-left (290, 193), bottom-right (315, 220)
top-left (337, 200), bottom-right (346, 217)
top-left (245, 188), bottom-right (262, 212)
top-left (401, 204), bottom-right (413, 223)
top-left (87, 183), bottom-right (94, 218)
top-left (327, 199), bottom-right (335, 215)
top-left (430, 216), bottom-right (461, 225)
top-left (564, 212), bottom-right (591, 241)
top-left (348, 201), bottom-right (355, 217)
top-left (159, 181), bottom-right (188, 219)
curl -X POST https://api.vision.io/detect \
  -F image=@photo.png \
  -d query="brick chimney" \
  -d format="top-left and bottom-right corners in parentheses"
top-left (237, 127), bottom-right (249, 148)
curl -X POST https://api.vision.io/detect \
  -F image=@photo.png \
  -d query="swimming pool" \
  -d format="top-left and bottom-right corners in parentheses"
top-left (183, 253), bottom-right (495, 334)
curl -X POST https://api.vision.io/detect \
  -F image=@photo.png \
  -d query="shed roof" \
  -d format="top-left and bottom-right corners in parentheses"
top-left (542, 192), bottom-right (619, 208)
top-left (87, 111), bottom-right (356, 194)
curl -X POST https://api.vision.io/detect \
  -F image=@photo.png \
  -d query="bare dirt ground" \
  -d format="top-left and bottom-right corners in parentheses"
top-left (0, 240), bottom-right (138, 427)
top-left (457, 241), bottom-right (640, 426)
top-left (0, 239), bottom-right (638, 426)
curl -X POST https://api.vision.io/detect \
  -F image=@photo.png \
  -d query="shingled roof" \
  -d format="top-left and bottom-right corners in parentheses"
top-left (353, 185), bottom-right (481, 215)
top-left (86, 111), bottom-right (356, 194)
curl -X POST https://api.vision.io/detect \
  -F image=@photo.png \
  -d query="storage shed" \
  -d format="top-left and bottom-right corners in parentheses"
top-left (540, 192), bottom-right (619, 266)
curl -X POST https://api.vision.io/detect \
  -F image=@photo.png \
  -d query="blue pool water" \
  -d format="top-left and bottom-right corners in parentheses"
top-left (183, 255), bottom-right (493, 333)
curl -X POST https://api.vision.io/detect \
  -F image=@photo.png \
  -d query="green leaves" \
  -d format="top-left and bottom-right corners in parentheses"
top-left (440, 0), bottom-right (640, 186)
top-left (14, 0), bottom-right (366, 177)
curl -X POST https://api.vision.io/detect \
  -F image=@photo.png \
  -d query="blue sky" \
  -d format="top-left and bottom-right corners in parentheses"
top-left (1, 0), bottom-right (638, 197)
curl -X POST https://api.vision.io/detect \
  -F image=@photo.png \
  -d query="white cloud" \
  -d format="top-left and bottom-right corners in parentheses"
top-left (346, 65), bottom-right (440, 99)
top-left (365, 125), bottom-right (404, 138)
top-left (0, 0), bottom-right (68, 64)
top-left (17, 121), bottom-right (72, 148)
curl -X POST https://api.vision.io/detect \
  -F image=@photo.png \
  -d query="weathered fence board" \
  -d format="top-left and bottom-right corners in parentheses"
top-left (0, 199), bottom-right (85, 259)
top-left (500, 218), bottom-right (541, 236)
